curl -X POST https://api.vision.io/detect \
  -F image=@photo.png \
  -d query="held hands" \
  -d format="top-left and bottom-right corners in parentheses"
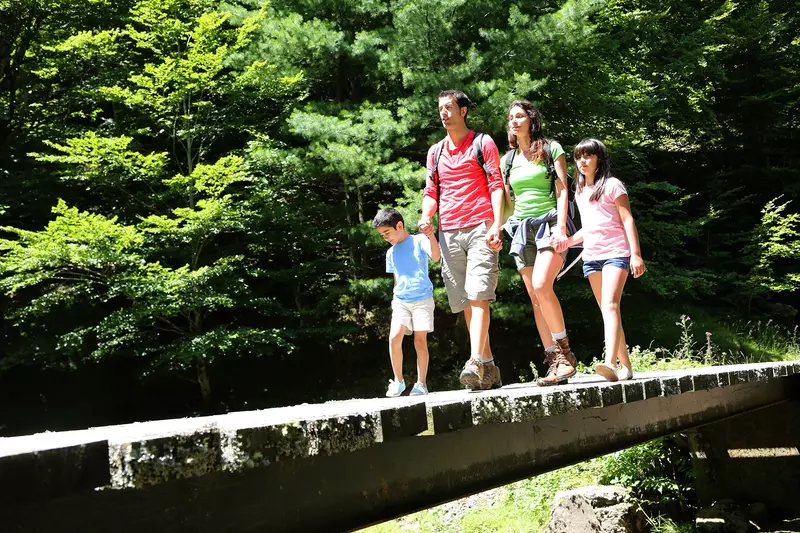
top-left (630, 254), bottom-right (647, 278)
top-left (485, 223), bottom-right (502, 252)
top-left (418, 217), bottom-right (432, 235)
top-left (550, 225), bottom-right (569, 253)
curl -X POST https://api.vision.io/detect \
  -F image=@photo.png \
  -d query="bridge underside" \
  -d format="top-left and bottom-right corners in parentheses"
top-left (2, 363), bottom-right (798, 532)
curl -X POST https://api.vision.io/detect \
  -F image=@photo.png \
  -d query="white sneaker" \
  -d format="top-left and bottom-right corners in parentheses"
top-left (595, 362), bottom-right (618, 382)
top-left (385, 379), bottom-right (406, 397)
top-left (409, 382), bottom-right (429, 395)
top-left (617, 366), bottom-right (633, 381)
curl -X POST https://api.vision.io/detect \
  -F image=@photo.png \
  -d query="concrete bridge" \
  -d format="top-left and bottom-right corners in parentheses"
top-left (2, 361), bottom-right (799, 532)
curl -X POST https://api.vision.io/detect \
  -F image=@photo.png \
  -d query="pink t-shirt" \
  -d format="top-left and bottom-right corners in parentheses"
top-left (575, 177), bottom-right (631, 261)
top-left (423, 131), bottom-right (505, 231)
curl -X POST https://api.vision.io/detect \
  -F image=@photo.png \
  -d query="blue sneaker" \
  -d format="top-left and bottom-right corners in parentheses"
top-left (409, 382), bottom-right (429, 395)
top-left (385, 379), bottom-right (406, 397)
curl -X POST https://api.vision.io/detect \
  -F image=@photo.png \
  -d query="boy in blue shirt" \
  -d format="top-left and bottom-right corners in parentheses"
top-left (372, 208), bottom-right (441, 396)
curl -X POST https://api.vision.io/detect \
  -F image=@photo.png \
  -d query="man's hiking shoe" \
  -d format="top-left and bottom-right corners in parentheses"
top-left (480, 361), bottom-right (502, 389)
top-left (459, 357), bottom-right (484, 390)
top-left (537, 350), bottom-right (564, 386)
top-left (385, 379), bottom-right (406, 397)
top-left (595, 362), bottom-right (618, 382)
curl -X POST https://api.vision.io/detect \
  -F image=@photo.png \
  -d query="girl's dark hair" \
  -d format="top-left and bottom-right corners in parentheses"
top-left (506, 100), bottom-right (549, 162)
top-left (573, 138), bottom-right (617, 203)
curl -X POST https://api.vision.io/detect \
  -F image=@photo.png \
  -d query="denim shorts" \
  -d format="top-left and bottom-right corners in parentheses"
top-left (582, 256), bottom-right (630, 277)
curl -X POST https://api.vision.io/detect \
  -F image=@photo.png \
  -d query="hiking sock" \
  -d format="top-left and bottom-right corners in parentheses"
top-left (545, 345), bottom-right (558, 353)
top-left (552, 330), bottom-right (568, 341)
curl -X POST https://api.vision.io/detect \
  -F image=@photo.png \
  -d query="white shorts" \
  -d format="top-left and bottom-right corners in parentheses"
top-left (391, 297), bottom-right (435, 335)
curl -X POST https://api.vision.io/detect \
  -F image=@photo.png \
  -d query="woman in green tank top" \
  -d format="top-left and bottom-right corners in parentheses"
top-left (501, 100), bottom-right (577, 386)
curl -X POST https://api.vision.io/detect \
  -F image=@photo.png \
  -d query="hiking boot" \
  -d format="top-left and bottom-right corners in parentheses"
top-left (459, 357), bottom-right (484, 390)
top-left (537, 350), bottom-right (561, 386)
top-left (555, 336), bottom-right (578, 370)
top-left (479, 361), bottom-right (502, 390)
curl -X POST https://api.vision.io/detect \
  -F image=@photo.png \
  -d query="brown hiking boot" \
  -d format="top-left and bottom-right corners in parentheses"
top-left (459, 357), bottom-right (484, 390)
top-left (555, 336), bottom-right (578, 369)
top-left (479, 361), bottom-right (502, 390)
top-left (538, 337), bottom-right (577, 386)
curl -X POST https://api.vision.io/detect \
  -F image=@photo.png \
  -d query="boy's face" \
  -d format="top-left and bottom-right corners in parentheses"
top-left (376, 221), bottom-right (404, 245)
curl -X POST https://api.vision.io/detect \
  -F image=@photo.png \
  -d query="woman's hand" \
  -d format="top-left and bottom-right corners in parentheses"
top-left (630, 254), bottom-right (646, 278)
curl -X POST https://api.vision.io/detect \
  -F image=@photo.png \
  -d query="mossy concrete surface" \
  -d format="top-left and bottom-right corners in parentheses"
top-left (0, 361), bottom-right (798, 532)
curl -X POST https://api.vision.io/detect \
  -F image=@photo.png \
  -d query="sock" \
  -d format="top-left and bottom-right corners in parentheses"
top-left (481, 356), bottom-right (494, 364)
top-left (545, 345), bottom-right (558, 353)
top-left (552, 330), bottom-right (568, 341)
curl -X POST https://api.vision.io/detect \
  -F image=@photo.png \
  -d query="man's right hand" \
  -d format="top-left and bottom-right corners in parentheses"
top-left (418, 217), bottom-right (432, 234)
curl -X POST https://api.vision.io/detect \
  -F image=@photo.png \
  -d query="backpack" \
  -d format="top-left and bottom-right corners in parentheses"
top-left (431, 132), bottom-right (490, 207)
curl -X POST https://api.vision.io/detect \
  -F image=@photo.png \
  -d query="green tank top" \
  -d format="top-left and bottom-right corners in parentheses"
top-left (501, 141), bottom-right (565, 219)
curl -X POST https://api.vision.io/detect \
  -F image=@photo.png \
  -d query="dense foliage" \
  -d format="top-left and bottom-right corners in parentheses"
top-left (1, 0), bottom-right (798, 434)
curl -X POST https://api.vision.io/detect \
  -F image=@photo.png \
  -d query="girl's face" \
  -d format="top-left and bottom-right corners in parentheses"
top-left (576, 152), bottom-right (598, 176)
top-left (508, 106), bottom-right (530, 138)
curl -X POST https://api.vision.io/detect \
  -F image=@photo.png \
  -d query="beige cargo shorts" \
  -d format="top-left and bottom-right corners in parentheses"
top-left (439, 222), bottom-right (499, 313)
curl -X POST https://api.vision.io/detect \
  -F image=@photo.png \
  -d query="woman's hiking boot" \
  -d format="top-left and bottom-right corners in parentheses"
top-left (480, 361), bottom-right (502, 389)
top-left (537, 337), bottom-right (577, 386)
top-left (459, 357), bottom-right (484, 390)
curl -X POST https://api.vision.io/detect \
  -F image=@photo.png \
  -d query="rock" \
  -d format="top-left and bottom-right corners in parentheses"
top-left (546, 486), bottom-right (643, 533)
top-left (696, 500), bottom-right (757, 533)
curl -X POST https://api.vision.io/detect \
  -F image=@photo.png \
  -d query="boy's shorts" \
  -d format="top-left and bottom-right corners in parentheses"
top-left (439, 222), bottom-right (499, 313)
top-left (512, 218), bottom-right (567, 271)
top-left (391, 297), bottom-right (435, 334)
top-left (582, 256), bottom-right (631, 277)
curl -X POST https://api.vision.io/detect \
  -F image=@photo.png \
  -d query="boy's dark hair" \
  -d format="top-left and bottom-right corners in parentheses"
top-left (372, 207), bottom-right (404, 229)
top-left (439, 89), bottom-right (471, 118)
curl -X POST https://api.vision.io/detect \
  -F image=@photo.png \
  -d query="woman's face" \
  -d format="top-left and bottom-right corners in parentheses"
top-left (575, 152), bottom-right (599, 176)
top-left (508, 106), bottom-right (530, 138)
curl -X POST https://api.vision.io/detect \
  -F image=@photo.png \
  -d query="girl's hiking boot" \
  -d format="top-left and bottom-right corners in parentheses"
top-left (459, 357), bottom-right (484, 390)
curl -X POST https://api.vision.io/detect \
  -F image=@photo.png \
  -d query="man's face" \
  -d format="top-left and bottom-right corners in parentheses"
top-left (438, 96), bottom-right (466, 129)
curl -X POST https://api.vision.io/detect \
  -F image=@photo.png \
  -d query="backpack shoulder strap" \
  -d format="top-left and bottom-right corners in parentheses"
top-left (471, 132), bottom-right (491, 176)
top-left (432, 139), bottom-right (446, 205)
top-left (503, 149), bottom-right (517, 200)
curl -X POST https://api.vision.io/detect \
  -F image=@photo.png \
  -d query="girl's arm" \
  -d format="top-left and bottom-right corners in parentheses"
top-left (553, 153), bottom-right (569, 238)
top-left (615, 194), bottom-right (646, 278)
top-left (553, 228), bottom-right (584, 253)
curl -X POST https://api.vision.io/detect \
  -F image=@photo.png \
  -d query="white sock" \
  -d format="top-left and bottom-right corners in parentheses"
top-left (545, 345), bottom-right (558, 353)
top-left (552, 330), bottom-right (567, 341)
top-left (481, 356), bottom-right (494, 364)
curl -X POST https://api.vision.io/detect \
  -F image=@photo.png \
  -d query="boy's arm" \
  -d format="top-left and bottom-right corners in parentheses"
top-left (423, 227), bottom-right (441, 261)
top-left (616, 194), bottom-right (646, 278)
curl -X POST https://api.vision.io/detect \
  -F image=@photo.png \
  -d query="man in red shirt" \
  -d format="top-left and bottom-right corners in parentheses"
top-left (418, 90), bottom-right (505, 390)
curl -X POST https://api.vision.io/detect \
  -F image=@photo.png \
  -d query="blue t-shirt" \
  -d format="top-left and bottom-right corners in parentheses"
top-left (386, 234), bottom-right (434, 302)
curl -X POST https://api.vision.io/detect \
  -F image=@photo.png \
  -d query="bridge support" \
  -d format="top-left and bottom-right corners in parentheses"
top-left (689, 396), bottom-right (800, 517)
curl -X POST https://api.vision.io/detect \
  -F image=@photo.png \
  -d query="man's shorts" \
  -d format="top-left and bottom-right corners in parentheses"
top-left (439, 222), bottom-right (499, 314)
top-left (512, 218), bottom-right (568, 271)
top-left (582, 256), bottom-right (631, 277)
top-left (391, 297), bottom-right (435, 334)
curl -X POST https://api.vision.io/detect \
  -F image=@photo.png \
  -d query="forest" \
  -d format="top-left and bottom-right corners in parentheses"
top-left (1, 0), bottom-right (798, 436)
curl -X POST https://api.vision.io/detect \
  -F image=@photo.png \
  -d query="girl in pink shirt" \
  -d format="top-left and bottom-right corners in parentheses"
top-left (554, 139), bottom-right (646, 382)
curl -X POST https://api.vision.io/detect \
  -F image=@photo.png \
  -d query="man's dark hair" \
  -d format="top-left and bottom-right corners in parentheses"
top-left (439, 89), bottom-right (471, 118)
top-left (372, 207), bottom-right (404, 229)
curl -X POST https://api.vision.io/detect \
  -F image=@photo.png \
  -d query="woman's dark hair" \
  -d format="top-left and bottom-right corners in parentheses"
top-left (506, 100), bottom-right (549, 162)
top-left (573, 138), bottom-right (617, 203)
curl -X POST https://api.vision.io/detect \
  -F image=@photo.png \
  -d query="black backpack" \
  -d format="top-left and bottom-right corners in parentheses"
top-left (431, 132), bottom-right (491, 206)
